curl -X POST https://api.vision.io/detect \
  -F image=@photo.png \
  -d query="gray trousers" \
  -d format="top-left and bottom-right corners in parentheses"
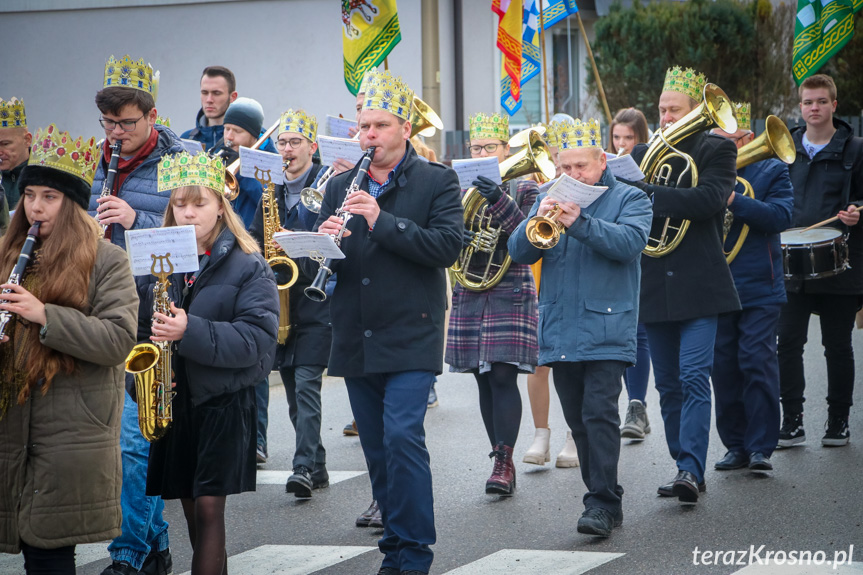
top-left (280, 364), bottom-right (327, 470)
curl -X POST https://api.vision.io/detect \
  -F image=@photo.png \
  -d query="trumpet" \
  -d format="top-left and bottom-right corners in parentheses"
top-left (223, 120), bottom-right (280, 201)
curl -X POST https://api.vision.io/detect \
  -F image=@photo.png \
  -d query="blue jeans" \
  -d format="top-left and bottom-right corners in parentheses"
top-left (255, 379), bottom-right (269, 452)
top-left (623, 323), bottom-right (651, 404)
top-left (108, 392), bottom-right (169, 570)
top-left (281, 364), bottom-right (326, 470)
top-left (345, 371), bottom-right (436, 574)
top-left (646, 317), bottom-right (717, 483)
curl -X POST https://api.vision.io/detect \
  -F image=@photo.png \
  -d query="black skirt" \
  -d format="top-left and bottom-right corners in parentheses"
top-left (146, 372), bottom-right (257, 500)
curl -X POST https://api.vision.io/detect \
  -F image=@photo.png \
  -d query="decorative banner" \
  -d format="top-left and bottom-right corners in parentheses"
top-left (542, 0), bottom-right (578, 29)
top-left (342, 0), bottom-right (402, 95)
top-left (493, 0), bottom-right (524, 115)
top-left (792, 0), bottom-right (862, 85)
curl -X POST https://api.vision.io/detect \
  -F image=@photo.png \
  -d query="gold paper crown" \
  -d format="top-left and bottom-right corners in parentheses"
top-left (734, 102), bottom-right (751, 132)
top-left (554, 118), bottom-right (602, 150)
top-left (29, 124), bottom-right (99, 186)
top-left (662, 66), bottom-right (707, 102)
top-left (469, 112), bottom-right (509, 141)
top-left (359, 68), bottom-right (379, 95)
top-left (541, 122), bottom-right (559, 148)
top-left (279, 108), bottom-right (317, 142)
top-left (104, 55), bottom-right (160, 101)
top-left (361, 70), bottom-right (414, 121)
top-left (0, 98), bottom-right (26, 129)
top-left (155, 115), bottom-right (170, 127)
top-left (158, 151), bottom-right (225, 194)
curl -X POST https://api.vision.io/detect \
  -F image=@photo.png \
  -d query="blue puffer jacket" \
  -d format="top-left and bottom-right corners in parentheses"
top-left (180, 108), bottom-right (223, 153)
top-left (88, 125), bottom-right (186, 250)
top-left (134, 227), bottom-right (279, 406)
top-left (724, 158), bottom-right (794, 308)
top-left (509, 169), bottom-right (652, 365)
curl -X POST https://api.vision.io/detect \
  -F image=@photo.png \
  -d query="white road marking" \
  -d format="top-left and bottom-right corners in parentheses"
top-left (256, 469), bottom-right (366, 485)
top-left (442, 549), bottom-right (624, 574)
top-left (178, 544), bottom-right (375, 575)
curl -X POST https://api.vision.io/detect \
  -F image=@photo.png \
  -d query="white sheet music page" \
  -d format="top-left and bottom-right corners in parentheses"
top-left (546, 174), bottom-right (608, 209)
top-left (316, 136), bottom-right (365, 167)
top-left (239, 147), bottom-right (285, 185)
top-left (125, 225), bottom-right (199, 276)
top-left (450, 157), bottom-right (502, 190)
top-left (273, 231), bottom-right (346, 260)
top-left (606, 154), bottom-right (646, 181)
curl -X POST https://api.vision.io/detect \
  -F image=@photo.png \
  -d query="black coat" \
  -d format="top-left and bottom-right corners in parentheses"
top-left (309, 142), bottom-right (463, 377)
top-left (135, 228), bottom-right (279, 406)
top-left (250, 164), bottom-right (332, 367)
top-left (631, 132), bottom-right (741, 322)
top-left (786, 118), bottom-right (863, 295)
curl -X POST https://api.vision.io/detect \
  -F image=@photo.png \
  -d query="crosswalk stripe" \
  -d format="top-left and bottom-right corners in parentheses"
top-left (442, 549), bottom-right (624, 575)
top-left (178, 544), bottom-right (376, 575)
top-left (0, 541), bottom-right (110, 571)
top-left (256, 470), bottom-right (367, 486)
top-left (730, 562), bottom-right (863, 574)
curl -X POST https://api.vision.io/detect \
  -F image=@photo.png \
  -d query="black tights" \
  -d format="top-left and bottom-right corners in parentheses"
top-left (21, 542), bottom-right (75, 574)
top-left (475, 363), bottom-right (522, 448)
top-left (181, 496), bottom-right (228, 575)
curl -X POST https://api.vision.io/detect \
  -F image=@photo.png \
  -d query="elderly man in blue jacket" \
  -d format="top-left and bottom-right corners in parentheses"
top-left (711, 105), bottom-right (793, 473)
top-left (509, 118), bottom-right (652, 537)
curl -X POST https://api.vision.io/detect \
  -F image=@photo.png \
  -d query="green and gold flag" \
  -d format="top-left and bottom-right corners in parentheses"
top-left (792, 0), bottom-right (862, 85)
top-left (342, 0), bottom-right (402, 95)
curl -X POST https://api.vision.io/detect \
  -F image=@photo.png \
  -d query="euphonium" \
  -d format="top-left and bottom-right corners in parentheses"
top-left (639, 83), bottom-right (737, 257)
top-left (723, 115), bottom-right (795, 263)
top-left (451, 127), bottom-right (556, 291)
top-left (125, 254), bottom-right (176, 442)
top-left (260, 165), bottom-right (299, 344)
top-left (410, 96), bottom-right (444, 138)
top-left (223, 120), bottom-right (280, 201)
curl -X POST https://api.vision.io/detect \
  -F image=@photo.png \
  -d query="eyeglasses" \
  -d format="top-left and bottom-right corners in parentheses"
top-left (469, 143), bottom-right (502, 154)
top-left (99, 113), bottom-right (146, 132)
top-left (276, 137), bottom-right (306, 150)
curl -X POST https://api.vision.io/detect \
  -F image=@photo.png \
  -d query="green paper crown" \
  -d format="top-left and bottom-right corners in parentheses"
top-left (158, 151), bottom-right (225, 194)
top-left (279, 108), bottom-right (317, 142)
top-left (155, 115), bottom-right (170, 127)
top-left (0, 97), bottom-right (26, 129)
top-left (469, 112), bottom-right (509, 141)
top-left (104, 55), bottom-right (159, 101)
top-left (734, 102), bottom-right (751, 132)
top-left (361, 70), bottom-right (414, 121)
top-left (29, 124), bottom-right (99, 186)
top-left (554, 118), bottom-right (602, 150)
top-left (662, 66), bottom-right (707, 102)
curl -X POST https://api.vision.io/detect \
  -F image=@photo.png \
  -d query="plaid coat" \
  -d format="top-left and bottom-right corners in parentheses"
top-left (446, 178), bottom-right (539, 370)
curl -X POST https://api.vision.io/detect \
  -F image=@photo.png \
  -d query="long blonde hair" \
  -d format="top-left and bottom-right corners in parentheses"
top-left (162, 186), bottom-right (260, 254)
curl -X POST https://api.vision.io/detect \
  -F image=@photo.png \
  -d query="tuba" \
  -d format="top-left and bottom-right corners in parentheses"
top-left (125, 254), bottom-right (176, 442)
top-left (223, 120), bottom-right (280, 201)
top-left (450, 128), bottom-right (556, 291)
top-left (723, 115), bottom-right (795, 263)
top-left (639, 83), bottom-right (737, 257)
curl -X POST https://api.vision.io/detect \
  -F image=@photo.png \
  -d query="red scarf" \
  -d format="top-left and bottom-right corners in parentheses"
top-left (102, 127), bottom-right (159, 191)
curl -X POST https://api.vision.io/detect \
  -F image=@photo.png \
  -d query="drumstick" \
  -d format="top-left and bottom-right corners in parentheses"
top-left (802, 205), bottom-right (858, 232)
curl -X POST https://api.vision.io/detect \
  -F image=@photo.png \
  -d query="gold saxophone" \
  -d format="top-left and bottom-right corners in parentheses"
top-left (125, 254), bottom-right (177, 442)
top-left (259, 166), bottom-right (299, 344)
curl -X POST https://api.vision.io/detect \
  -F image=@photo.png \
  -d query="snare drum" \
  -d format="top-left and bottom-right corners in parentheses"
top-left (780, 227), bottom-right (849, 280)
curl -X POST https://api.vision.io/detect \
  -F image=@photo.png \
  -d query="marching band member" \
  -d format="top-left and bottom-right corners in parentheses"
top-left (446, 112), bottom-right (539, 496)
top-left (607, 107), bottom-right (650, 156)
top-left (509, 117), bottom-right (652, 537)
top-left (313, 70), bottom-right (462, 575)
top-left (778, 74), bottom-right (863, 447)
top-left (250, 108), bottom-right (332, 497)
top-left (626, 66), bottom-right (740, 503)
top-left (180, 66), bottom-right (238, 153)
top-left (0, 97), bottom-right (32, 223)
top-left (712, 103), bottom-right (793, 472)
top-left (142, 151), bottom-right (278, 575)
top-left (88, 55), bottom-right (183, 575)
top-left (0, 126), bottom-right (138, 573)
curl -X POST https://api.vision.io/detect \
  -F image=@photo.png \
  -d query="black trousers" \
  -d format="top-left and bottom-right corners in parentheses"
top-left (21, 542), bottom-right (76, 575)
top-left (777, 292), bottom-right (861, 418)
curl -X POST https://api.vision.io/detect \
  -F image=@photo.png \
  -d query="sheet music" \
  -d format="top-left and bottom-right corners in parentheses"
top-left (546, 174), bottom-right (608, 209)
top-left (316, 135), bottom-right (365, 167)
top-left (239, 146), bottom-right (284, 185)
top-left (606, 154), bottom-right (646, 181)
top-left (450, 157), bottom-right (502, 190)
top-left (125, 225), bottom-right (199, 276)
top-left (326, 115), bottom-right (358, 139)
top-left (273, 231), bottom-right (345, 260)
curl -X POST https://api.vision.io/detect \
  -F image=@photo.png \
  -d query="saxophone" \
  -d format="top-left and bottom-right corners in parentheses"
top-left (125, 254), bottom-right (176, 442)
top-left (258, 166), bottom-right (299, 344)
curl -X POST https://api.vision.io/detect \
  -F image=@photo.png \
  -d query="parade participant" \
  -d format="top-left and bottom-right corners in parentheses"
top-left (509, 117), bottom-right (652, 537)
top-left (607, 107), bottom-right (650, 156)
top-left (712, 103), bottom-right (793, 471)
top-left (313, 70), bottom-right (462, 575)
top-left (0, 98), bottom-right (31, 215)
top-left (250, 108), bottom-right (331, 497)
top-left (626, 66), bottom-right (740, 503)
top-left (0, 125), bottom-right (138, 573)
top-left (180, 66), bottom-right (238, 152)
top-left (142, 151), bottom-right (278, 575)
top-left (89, 55), bottom-right (182, 575)
top-left (778, 74), bottom-right (863, 447)
top-left (446, 112), bottom-right (539, 496)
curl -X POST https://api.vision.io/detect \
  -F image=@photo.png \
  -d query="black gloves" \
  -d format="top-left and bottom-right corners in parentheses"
top-left (463, 229), bottom-right (476, 247)
top-left (618, 177), bottom-right (647, 191)
top-left (472, 175), bottom-right (504, 204)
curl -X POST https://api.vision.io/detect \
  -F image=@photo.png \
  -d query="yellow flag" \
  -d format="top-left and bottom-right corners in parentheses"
top-left (342, 0), bottom-right (402, 95)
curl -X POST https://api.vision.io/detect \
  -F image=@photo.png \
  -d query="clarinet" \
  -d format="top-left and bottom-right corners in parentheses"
top-left (99, 141), bottom-right (123, 236)
top-left (0, 221), bottom-right (41, 342)
top-left (305, 146), bottom-right (376, 302)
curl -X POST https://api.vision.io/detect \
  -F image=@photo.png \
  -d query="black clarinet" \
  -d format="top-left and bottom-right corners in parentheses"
top-left (305, 146), bottom-right (376, 302)
top-left (99, 141), bottom-right (123, 236)
top-left (0, 222), bottom-right (42, 341)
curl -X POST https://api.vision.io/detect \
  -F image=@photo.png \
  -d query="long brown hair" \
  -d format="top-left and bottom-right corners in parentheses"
top-left (607, 108), bottom-right (650, 155)
top-left (0, 193), bottom-right (100, 399)
top-left (162, 186), bottom-right (260, 254)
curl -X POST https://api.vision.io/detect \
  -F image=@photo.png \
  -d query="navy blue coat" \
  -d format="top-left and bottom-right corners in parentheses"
top-left (724, 158), bottom-right (794, 308)
top-left (134, 228), bottom-right (279, 406)
top-left (181, 108), bottom-right (224, 153)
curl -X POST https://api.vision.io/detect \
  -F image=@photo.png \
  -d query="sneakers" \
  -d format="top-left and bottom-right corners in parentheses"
top-left (256, 445), bottom-right (267, 465)
top-left (427, 384), bottom-right (439, 408)
top-left (621, 399), bottom-right (650, 440)
top-left (522, 428), bottom-right (551, 465)
top-left (101, 562), bottom-right (139, 575)
top-left (140, 548), bottom-right (173, 575)
top-left (343, 420), bottom-right (359, 436)
top-left (777, 413), bottom-right (805, 448)
top-left (576, 507), bottom-right (621, 537)
top-left (286, 466), bottom-right (313, 498)
top-left (555, 431), bottom-right (580, 468)
top-left (822, 416), bottom-right (850, 446)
